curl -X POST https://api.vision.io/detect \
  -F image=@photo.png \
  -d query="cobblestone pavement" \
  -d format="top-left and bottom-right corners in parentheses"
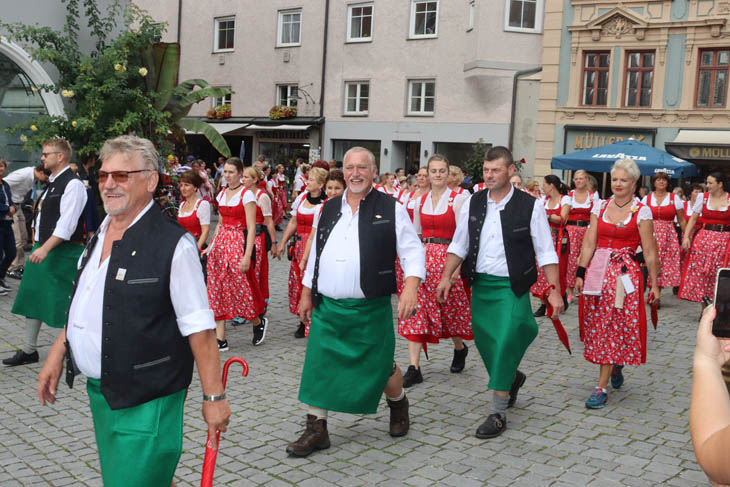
top-left (0, 244), bottom-right (710, 486)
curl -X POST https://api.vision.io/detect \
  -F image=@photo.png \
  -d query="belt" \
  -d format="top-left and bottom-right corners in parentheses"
top-left (421, 237), bottom-right (452, 245)
top-left (703, 224), bottom-right (730, 232)
top-left (566, 220), bottom-right (590, 227)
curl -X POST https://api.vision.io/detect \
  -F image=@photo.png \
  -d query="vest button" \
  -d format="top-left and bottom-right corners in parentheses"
top-left (104, 321), bottom-right (111, 326)
top-left (104, 355), bottom-right (109, 359)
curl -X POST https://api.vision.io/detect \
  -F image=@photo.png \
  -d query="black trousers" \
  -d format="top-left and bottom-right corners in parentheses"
top-left (0, 221), bottom-right (16, 280)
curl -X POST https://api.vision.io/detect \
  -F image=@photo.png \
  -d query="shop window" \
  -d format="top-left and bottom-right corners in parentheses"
top-left (347, 3), bottom-right (373, 42)
top-left (696, 48), bottom-right (730, 108)
top-left (333, 139), bottom-right (381, 169)
top-left (582, 51), bottom-right (610, 106)
top-left (278, 84), bottom-right (299, 107)
top-left (624, 51), bottom-right (654, 108)
top-left (344, 82), bottom-right (369, 115)
top-left (277, 9), bottom-right (302, 47)
top-left (409, 0), bottom-right (439, 39)
top-left (505, 0), bottom-right (543, 33)
top-left (408, 79), bottom-right (435, 115)
top-left (214, 16), bottom-right (235, 52)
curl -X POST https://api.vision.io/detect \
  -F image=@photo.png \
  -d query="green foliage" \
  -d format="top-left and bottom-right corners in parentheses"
top-left (463, 139), bottom-right (489, 183)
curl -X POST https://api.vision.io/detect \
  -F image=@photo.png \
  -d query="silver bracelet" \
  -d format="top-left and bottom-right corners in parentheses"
top-left (203, 392), bottom-right (227, 402)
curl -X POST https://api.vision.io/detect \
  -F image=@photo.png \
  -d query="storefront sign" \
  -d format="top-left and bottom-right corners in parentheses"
top-left (667, 145), bottom-right (730, 162)
top-left (566, 129), bottom-right (655, 153)
top-left (256, 130), bottom-right (310, 140)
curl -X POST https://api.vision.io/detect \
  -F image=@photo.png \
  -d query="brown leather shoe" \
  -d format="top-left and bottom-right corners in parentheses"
top-left (286, 414), bottom-right (330, 457)
top-left (387, 395), bottom-right (409, 437)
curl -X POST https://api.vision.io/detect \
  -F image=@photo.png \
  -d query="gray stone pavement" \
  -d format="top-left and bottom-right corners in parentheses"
top-left (0, 249), bottom-right (710, 486)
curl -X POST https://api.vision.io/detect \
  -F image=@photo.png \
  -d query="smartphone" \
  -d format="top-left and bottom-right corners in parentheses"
top-left (713, 268), bottom-right (730, 338)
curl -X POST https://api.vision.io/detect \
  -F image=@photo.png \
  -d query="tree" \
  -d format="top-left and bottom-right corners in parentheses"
top-left (3, 0), bottom-right (232, 160)
top-left (463, 139), bottom-right (524, 183)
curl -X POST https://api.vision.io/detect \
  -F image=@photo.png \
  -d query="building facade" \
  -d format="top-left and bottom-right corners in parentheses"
top-left (136, 0), bottom-right (546, 174)
top-left (536, 0), bottom-right (730, 188)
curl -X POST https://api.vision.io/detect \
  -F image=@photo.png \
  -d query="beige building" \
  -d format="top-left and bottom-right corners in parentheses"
top-left (537, 0), bottom-right (730, 187)
top-left (135, 0), bottom-right (546, 174)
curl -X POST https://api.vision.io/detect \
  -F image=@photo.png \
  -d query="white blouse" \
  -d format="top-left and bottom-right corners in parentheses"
top-left (177, 199), bottom-right (211, 225)
top-left (692, 192), bottom-right (730, 214)
top-left (592, 199), bottom-right (653, 225)
top-left (561, 191), bottom-right (599, 209)
top-left (413, 190), bottom-right (468, 235)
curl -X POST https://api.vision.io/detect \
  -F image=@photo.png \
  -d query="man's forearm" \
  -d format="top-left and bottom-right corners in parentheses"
top-left (189, 330), bottom-right (224, 395)
top-left (41, 235), bottom-right (64, 253)
top-left (441, 253), bottom-right (464, 280)
top-left (543, 263), bottom-right (560, 290)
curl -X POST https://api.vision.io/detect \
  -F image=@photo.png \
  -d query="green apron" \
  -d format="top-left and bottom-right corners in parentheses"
top-left (299, 295), bottom-right (394, 414)
top-left (471, 273), bottom-right (538, 391)
top-left (12, 241), bottom-right (83, 328)
top-left (87, 378), bottom-right (185, 487)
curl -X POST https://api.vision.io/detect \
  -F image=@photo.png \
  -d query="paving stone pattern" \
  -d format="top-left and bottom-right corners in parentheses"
top-left (0, 250), bottom-right (710, 486)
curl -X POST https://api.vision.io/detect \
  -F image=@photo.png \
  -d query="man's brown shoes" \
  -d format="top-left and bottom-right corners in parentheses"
top-left (286, 415), bottom-right (331, 457)
top-left (387, 395), bottom-right (409, 437)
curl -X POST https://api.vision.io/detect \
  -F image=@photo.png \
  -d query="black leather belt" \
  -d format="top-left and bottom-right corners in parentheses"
top-left (567, 220), bottom-right (590, 227)
top-left (703, 224), bottom-right (730, 232)
top-left (421, 237), bottom-right (452, 245)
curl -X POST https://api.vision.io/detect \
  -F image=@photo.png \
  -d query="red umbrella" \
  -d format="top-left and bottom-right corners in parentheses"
top-left (647, 294), bottom-right (658, 329)
top-left (542, 285), bottom-right (572, 355)
top-left (201, 357), bottom-right (249, 487)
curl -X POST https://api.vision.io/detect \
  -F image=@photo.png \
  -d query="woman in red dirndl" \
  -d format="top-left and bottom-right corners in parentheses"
top-left (276, 167), bottom-right (328, 338)
top-left (680, 172), bottom-right (730, 304)
top-left (640, 172), bottom-right (686, 297)
top-left (560, 170), bottom-right (598, 302)
top-left (398, 155), bottom-right (472, 387)
top-left (679, 184), bottom-right (703, 281)
top-left (575, 159), bottom-right (659, 409)
top-left (274, 164), bottom-right (288, 226)
top-left (177, 170), bottom-right (211, 251)
top-left (206, 158), bottom-right (267, 351)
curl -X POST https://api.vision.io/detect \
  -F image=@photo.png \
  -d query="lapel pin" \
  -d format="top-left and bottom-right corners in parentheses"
top-left (115, 268), bottom-right (127, 281)
top-left (375, 214), bottom-right (382, 219)
top-left (131, 251), bottom-right (136, 256)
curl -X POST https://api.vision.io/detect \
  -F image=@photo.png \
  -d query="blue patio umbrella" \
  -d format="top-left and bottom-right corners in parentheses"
top-left (551, 139), bottom-right (697, 178)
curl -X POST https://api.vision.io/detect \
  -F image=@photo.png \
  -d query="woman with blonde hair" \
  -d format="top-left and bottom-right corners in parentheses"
top-left (447, 166), bottom-right (467, 195)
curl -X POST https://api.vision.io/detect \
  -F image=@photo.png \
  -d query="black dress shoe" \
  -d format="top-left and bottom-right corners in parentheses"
top-left (402, 365), bottom-right (423, 388)
top-left (3, 350), bottom-right (39, 366)
top-left (450, 343), bottom-right (468, 373)
top-left (533, 304), bottom-right (546, 317)
top-left (476, 413), bottom-right (506, 439)
top-left (563, 294), bottom-right (569, 311)
top-left (508, 370), bottom-right (526, 408)
top-left (294, 322), bottom-right (306, 338)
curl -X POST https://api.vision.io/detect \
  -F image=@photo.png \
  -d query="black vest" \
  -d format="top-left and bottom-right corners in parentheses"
top-left (312, 189), bottom-right (397, 305)
top-left (462, 188), bottom-right (538, 297)
top-left (37, 167), bottom-right (85, 244)
top-left (66, 204), bottom-right (193, 410)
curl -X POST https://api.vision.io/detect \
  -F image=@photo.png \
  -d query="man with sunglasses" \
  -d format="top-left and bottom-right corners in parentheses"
top-left (5, 138), bottom-right (87, 367)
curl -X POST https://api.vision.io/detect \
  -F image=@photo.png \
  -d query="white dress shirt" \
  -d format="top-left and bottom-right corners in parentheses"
top-left (302, 189), bottom-right (426, 299)
top-left (5, 166), bottom-right (35, 204)
top-left (66, 201), bottom-right (215, 379)
top-left (448, 186), bottom-right (558, 277)
top-left (33, 166), bottom-right (88, 241)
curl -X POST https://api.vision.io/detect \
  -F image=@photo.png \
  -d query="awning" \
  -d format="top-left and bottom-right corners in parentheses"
top-left (185, 123), bottom-right (248, 135)
top-left (665, 130), bottom-right (730, 162)
top-left (245, 124), bottom-right (310, 131)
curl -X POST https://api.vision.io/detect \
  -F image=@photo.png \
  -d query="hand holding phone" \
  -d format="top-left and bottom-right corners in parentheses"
top-left (712, 268), bottom-right (730, 338)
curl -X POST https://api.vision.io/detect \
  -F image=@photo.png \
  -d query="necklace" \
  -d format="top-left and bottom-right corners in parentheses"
top-left (613, 198), bottom-right (632, 209)
top-left (228, 184), bottom-right (242, 191)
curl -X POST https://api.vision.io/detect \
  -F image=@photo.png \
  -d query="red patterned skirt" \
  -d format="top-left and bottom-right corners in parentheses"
top-left (565, 225), bottom-right (587, 289)
top-left (274, 190), bottom-right (286, 226)
top-left (530, 229), bottom-right (566, 297)
top-left (654, 220), bottom-right (681, 288)
top-left (581, 250), bottom-right (647, 366)
top-left (207, 225), bottom-right (262, 321)
top-left (289, 236), bottom-right (309, 315)
top-left (679, 229), bottom-right (730, 302)
top-left (254, 233), bottom-right (269, 303)
top-left (398, 243), bottom-right (473, 343)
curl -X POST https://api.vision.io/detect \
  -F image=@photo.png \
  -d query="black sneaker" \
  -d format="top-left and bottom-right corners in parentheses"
top-left (0, 279), bottom-right (10, 291)
top-left (450, 343), bottom-right (468, 373)
top-left (217, 339), bottom-right (229, 352)
top-left (7, 270), bottom-right (23, 280)
top-left (402, 365), bottom-right (423, 388)
top-left (475, 413), bottom-right (506, 439)
top-left (0, 289), bottom-right (7, 296)
top-left (508, 370), bottom-right (526, 408)
top-left (252, 318), bottom-right (269, 346)
top-left (294, 323), bottom-right (306, 338)
top-left (3, 349), bottom-right (39, 366)
top-left (533, 304), bottom-right (546, 317)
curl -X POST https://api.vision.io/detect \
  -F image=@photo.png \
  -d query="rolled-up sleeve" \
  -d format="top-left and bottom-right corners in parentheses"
top-left (447, 194), bottom-right (471, 260)
top-left (531, 202), bottom-right (559, 268)
top-left (170, 234), bottom-right (216, 336)
top-left (395, 203), bottom-right (425, 280)
top-left (53, 179), bottom-right (88, 240)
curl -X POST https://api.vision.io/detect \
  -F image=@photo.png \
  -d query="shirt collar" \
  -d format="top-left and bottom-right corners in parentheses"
top-left (487, 185), bottom-right (515, 207)
top-left (49, 165), bottom-right (71, 183)
top-left (340, 187), bottom-right (374, 212)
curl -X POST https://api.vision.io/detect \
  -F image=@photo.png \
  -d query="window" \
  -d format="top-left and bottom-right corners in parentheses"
top-left (624, 51), bottom-right (654, 107)
top-left (408, 80), bottom-right (435, 115)
top-left (409, 1), bottom-right (439, 38)
top-left (582, 51), bottom-right (610, 106)
top-left (347, 3), bottom-right (374, 42)
top-left (467, 0), bottom-right (475, 31)
top-left (214, 91), bottom-right (232, 108)
top-left (504, 0), bottom-right (543, 33)
top-left (214, 16), bottom-right (235, 52)
top-left (278, 84), bottom-right (299, 107)
top-left (696, 48), bottom-right (730, 108)
top-left (344, 82), bottom-right (369, 115)
top-left (277, 9), bottom-right (302, 47)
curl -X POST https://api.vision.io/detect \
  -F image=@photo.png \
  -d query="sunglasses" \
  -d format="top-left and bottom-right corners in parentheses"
top-left (98, 169), bottom-right (151, 183)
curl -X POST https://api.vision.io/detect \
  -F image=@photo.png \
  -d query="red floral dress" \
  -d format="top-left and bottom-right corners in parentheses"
top-left (581, 200), bottom-right (652, 366)
top-left (679, 193), bottom-right (730, 302)
top-left (254, 189), bottom-right (272, 304)
top-left (531, 197), bottom-right (567, 297)
top-left (207, 188), bottom-right (264, 321)
top-left (562, 191), bottom-right (597, 289)
top-left (289, 193), bottom-right (316, 315)
top-left (642, 193), bottom-right (683, 287)
top-left (275, 174), bottom-right (287, 225)
top-left (398, 190), bottom-right (473, 343)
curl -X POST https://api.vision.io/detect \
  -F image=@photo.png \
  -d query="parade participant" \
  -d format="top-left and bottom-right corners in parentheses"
top-left (291, 163), bottom-right (310, 201)
top-left (376, 173), bottom-right (398, 196)
top-left (447, 166), bottom-right (467, 195)
top-left (0, 159), bottom-right (16, 295)
top-left (510, 173), bottom-right (523, 190)
top-left (680, 172), bottom-right (730, 305)
top-left (274, 164), bottom-right (288, 221)
top-left (526, 180), bottom-right (541, 199)
top-left (4, 139), bottom-right (87, 367)
top-left (206, 157), bottom-right (268, 350)
top-left (588, 175), bottom-right (599, 194)
top-left (575, 158), bottom-right (659, 409)
top-left (277, 167), bottom-right (327, 338)
top-left (394, 168), bottom-right (405, 190)
top-left (560, 170), bottom-right (599, 302)
top-left (641, 172), bottom-right (686, 298)
top-left (5, 163), bottom-right (49, 280)
top-left (177, 170), bottom-right (211, 251)
top-left (402, 167), bottom-right (430, 220)
top-left (436, 146), bottom-right (562, 439)
top-left (532, 175), bottom-right (568, 317)
top-left (36, 135), bottom-right (230, 487)
top-left (399, 154), bottom-right (472, 388)
top-left (242, 167), bottom-right (277, 311)
top-left (286, 146), bottom-right (425, 457)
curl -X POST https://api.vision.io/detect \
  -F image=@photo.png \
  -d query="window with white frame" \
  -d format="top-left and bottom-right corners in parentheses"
top-left (277, 9), bottom-right (302, 47)
top-left (408, 80), bottom-right (435, 115)
top-left (344, 82), bottom-right (369, 115)
top-left (278, 84), bottom-right (299, 107)
top-left (214, 91), bottom-right (232, 108)
top-left (214, 16), bottom-right (235, 52)
top-left (347, 3), bottom-right (374, 42)
top-left (409, 1), bottom-right (439, 38)
top-left (504, 0), bottom-right (543, 33)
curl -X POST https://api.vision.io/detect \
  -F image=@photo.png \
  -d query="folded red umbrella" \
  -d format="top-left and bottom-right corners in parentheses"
top-left (647, 294), bottom-right (658, 329)
top-left (201, 357), bottom-right (249, 487)
top-left (543, 286), bottom-right (571, 355)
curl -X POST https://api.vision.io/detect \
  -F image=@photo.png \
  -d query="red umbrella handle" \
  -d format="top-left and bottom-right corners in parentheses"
top-left (222, 357), bottom-right (249, 388)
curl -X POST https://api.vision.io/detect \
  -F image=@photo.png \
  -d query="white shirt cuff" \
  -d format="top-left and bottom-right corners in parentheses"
top-left (52, 229), bottom-right (73, 240)
top-left (536, 251), bottom-right (559, 268)
top-left (176, 308), bottom-right (216, 337)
